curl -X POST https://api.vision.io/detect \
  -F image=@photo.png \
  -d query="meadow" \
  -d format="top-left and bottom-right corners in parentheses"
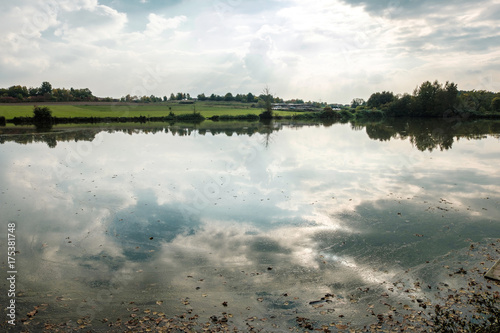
top-left (0, 101), bottom-right (298, 119)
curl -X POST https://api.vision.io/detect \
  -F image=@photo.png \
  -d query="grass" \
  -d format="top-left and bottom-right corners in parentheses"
top-left (0, 101), bottom-right (298, 119)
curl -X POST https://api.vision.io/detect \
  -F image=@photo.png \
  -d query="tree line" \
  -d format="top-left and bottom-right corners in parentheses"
top-left (356, 80), bottom-right (500, 117)
top-left (3, 80), bottom-right (499, 117)
top-left (0, 81), bottom-right (100, 103)
top-left (0, 81), bottom-right (323, 107)
top-left (121, 91), bottom-right (287, 105)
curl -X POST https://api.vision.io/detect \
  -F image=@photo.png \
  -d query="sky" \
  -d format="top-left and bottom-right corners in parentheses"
top-left (1, 0), bottom-right (500, 103)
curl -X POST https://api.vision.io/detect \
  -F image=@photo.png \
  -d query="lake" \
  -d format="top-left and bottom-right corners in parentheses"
top-left (1, 118), bottom-right (499, 331)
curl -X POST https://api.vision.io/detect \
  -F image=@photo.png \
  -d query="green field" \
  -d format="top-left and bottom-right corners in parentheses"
top-left (0, 101), bottom-right (298, 119)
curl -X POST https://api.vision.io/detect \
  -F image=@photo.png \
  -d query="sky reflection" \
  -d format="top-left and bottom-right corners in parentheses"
top-left (0, 121), bottom-right (499, 329)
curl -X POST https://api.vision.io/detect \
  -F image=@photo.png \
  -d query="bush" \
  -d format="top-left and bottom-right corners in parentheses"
top-left (259, 110), bottom-right (273, 119)
top-left (319, 106), bottom-right (340, 119)
top-left (356, 109), bottom-right (384, 119)
top-left (33, 105), bottom-right (53, 130)
top-left (218, 114), bottom-right (260, 121)
top-left (340, 109), bottom-right (354, 119)
top-left (176, 112), bottom-right (205, 122)
top-left (0, 116), bottom-right (6, 126)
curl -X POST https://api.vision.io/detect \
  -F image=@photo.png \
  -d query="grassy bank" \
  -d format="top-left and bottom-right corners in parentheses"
top-left (0, 101), bottom-right (297, 119)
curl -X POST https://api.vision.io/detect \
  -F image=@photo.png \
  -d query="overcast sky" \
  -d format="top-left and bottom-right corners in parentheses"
top-left (1, 0), bottom-right (500, 103)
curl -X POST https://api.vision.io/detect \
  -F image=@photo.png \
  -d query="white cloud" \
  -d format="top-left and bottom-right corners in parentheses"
top-left (144, 13), bottom-right (187, 37)
top-left (0, 0), bottom-right (499, 102)
top-left (54, 5), bottom-right (127, 43)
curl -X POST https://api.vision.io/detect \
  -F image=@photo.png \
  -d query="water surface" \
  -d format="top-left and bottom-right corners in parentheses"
top-left (1, 119), bottom-right (499, 331)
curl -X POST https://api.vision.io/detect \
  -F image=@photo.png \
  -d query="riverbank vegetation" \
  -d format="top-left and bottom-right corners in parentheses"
top-left (1, 80), bottom-right (499, 125)
top-left (362, 80), bottom-right (500, 118)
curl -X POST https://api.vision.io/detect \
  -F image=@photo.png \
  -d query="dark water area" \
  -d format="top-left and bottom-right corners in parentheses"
top-left (1, 118), bottom-right (499, 331)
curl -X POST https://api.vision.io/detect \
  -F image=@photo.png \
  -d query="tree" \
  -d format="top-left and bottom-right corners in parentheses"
top-left (72, 88), bottom-right (93, 101)
top-left (33, 105), bottom-right (53, 130)
top-left (246, 92), bottom-right (256, 103)
top-left (351, 98), bottom-right (365, 108)
top-left (259, 86), bottom-right (274, 119)
top-left (7, 85), bottom-right (29, 99)
top-left (491, 97), bottom-right (500, 112)
top-left (28, 87), bottom-right (39, 96)
top-left (197, 93), bottom-right (207, 101)
top-left (412, 80), bottom-right (458, 116)
top-left (386, 94), bottom-right (412, 117)
top-left (224, 92), bottom-right (234, 101)
top-left (39, 81), bottom-right (52, 96)
top-left (367, 91), bottom-right (395, 108)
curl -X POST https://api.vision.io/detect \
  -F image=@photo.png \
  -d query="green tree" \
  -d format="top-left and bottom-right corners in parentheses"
top-left (28, 87), bottom-right (39, 96)
top-left (7, 85), bottom-right (29, 99)
top-left (259, 86), bottom-right (273, 119)
top-left (491, 97), bottom-right (500, 112)
top-left (246, 92), bottom-right (256, 103)
top-left (412, 80), bottom-right (458, 116)
top-left (386, 94), bottom-right (412, 117)
top-left (39, 81), bottom-right (52, 96)
top-left (367, 91), bottom-right (395, 108)
top-left (412, 80), bottom-right (436, 115)
top-left (435, 81), bottom-right (458, 114)
top-left (33, 105), bottom-right (53, 130)
top-left (351, 98), bottom-right (365, 108)
top-left (224, 92), bottom-right (234, 101)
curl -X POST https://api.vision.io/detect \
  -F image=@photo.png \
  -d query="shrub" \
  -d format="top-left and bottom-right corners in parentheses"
top-left (319, 106), bottom-right (340, 119)
top-left (356, 109), bottom-right (384, 119)
top-left (340, 109), bottom-right (354, 119)
top-left (33, 105), bottom-right (53, 130)
top-left (0, 116), bottom-right (6, 126)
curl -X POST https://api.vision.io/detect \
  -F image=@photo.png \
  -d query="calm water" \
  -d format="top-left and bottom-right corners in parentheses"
top-left (1, 119), bottom-right (499, 331)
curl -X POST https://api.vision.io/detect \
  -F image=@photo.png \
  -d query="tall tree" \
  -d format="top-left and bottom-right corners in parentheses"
top-left (246, 92), bottom-right (255, 103)
top-left (40, 81), bottom-right (52, 96)
top-left (259, 86), bottom-right (274, 119)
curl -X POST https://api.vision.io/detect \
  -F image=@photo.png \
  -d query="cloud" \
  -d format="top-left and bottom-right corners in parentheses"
top-left (1, 0), bottom-right (500, 103)
top-left (54, 5), bottom-right (128, 42)
top-left (144, 13), bottom-right (186, 37)
top-left (338, 0), bottom-right (489, 19)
